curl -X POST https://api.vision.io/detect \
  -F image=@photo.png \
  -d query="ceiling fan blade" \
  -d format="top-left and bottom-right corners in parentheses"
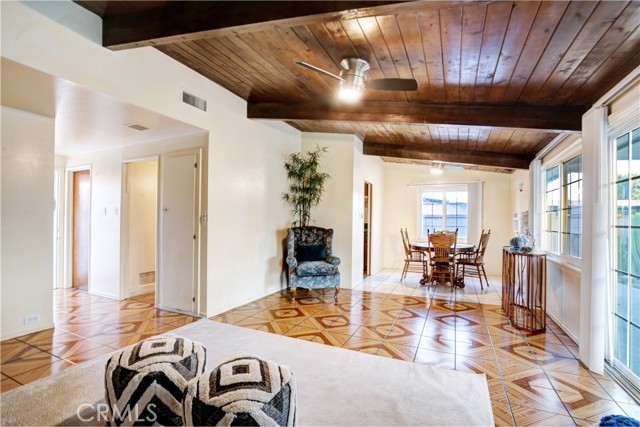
top-left (365, 78), bottom-right (418, 91)
top-left (295, 61), bottom-right (344, 82)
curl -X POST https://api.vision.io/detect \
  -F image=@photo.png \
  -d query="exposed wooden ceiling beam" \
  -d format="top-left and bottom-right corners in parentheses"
top-left (101, 1), bottom-right (458, 50)
top-left (363, 143), bottom-right (533, 170)
top-left (248, 101), bottom-right (583, 133)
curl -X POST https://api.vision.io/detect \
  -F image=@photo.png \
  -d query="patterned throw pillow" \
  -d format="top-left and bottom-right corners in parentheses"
top-left (105, 335), bottom-right (206, 426)
top-left (183, 353), bottom-right (297, 426)
top-left (296, 244), bottom-right (326, 262)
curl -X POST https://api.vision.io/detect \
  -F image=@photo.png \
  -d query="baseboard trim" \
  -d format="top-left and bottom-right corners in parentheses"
top-left (89, 289), bottom-right (120, 300)
top-left (1, 322), bottom-right (55, 341)
top-left (155, 304), bottom-right (199, 317)
top-left (546, 311), bottom-right (580, 345)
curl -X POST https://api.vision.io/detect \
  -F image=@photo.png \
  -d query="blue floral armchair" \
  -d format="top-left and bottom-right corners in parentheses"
top-left (286, 226), bottom-right (340, 301)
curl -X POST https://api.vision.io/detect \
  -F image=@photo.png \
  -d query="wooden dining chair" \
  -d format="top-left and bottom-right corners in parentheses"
top-left (426, 231), bottom-right (457, 288)
top-left (400, 228), bottom-right (426, 280)
top-left (456, 229), bottom-right (491, 289)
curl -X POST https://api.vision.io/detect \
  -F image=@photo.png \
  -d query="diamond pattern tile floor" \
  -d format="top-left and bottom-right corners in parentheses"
top-left (1, 269), bottom-right (639, 427)
top-left (211, 269), bottom-right (640, 426)
top-left (0, 290), bottom-right (197, 394)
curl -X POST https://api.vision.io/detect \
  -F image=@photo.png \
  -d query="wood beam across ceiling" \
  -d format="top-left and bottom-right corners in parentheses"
top-left (248, 101), bottom-right (583, 133)
top-left (99, 1), bottom-right (458, 50)
top-left (363, 143), bottom-right (533, 170)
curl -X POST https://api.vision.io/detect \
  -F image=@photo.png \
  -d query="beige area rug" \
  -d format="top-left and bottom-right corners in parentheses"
top-left (1, 319), bottom-right (494, 426)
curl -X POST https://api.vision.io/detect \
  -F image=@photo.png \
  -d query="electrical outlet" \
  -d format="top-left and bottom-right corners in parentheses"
top-left (24, 314), bottom-right (40, 325)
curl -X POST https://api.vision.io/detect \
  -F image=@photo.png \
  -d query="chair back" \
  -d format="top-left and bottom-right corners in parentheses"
top-left (429, 232), bottom-right (457, 262)
top-left (288, 226), bottom-right (333, 259)
top-left (474, 229), bottom-right (491, 263)
top-left (400, 228), bottom-right (411, 256)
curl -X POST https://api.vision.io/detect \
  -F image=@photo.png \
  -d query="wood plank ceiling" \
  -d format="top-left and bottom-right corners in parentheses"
top-left (76, 0), bottom-right (640, 172)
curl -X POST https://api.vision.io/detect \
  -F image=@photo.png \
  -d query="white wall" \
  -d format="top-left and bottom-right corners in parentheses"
top-left (381, 163), bottom-right (514, 276)
top-left (207, 119), bottom-right (300, 314)
top-left (300, 133), bottom-right (363, 288)
top-left (1, 106), bottom-right (55, 339)
top-left (127, 161), bottom-right (157, 296)
top-left (362, 156), bottom-right (385, 275)
top-left (510, 169), bottom-right (530, 233)
top-left (351, 141), bottom-right (365, 286)
top-left (547, 262), bottom-right (581, 341)
top-left (2, 1), bottom-right (301, 318)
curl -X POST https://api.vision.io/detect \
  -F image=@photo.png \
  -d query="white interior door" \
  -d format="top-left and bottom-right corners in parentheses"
top-left (158, 150), bottom-right (199, 314)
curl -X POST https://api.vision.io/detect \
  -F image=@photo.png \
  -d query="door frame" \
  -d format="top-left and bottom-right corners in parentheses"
top-left (363, 181), bottom-right (373, 277)
top-left (64, 165), bottom-right (92, 290)
top-left (119, 156), bottom-right (159, 300)
top-left (156, 148), bottom-right (202, 316)
top-left (53, 168), bottom-right (65, 289)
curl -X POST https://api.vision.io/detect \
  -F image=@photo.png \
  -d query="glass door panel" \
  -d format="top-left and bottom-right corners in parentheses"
top-left (610, 126), bottom-right (640, 388)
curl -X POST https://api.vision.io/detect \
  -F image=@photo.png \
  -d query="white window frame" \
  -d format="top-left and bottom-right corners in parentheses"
top-left (541, 139), bottom-right (583, 269)
top-left (416, 184), bottom-right (469, 243)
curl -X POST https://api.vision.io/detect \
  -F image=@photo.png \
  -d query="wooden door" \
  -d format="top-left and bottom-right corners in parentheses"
top-left (72, 170), bottom-right (90, 289)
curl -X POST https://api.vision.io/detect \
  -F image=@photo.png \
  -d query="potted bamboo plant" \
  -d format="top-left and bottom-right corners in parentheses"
top-left (282, 146), bottom-right (330, 226)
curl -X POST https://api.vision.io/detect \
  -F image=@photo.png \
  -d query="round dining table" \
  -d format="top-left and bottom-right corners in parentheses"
top-left (410, 242), bottom-right (475, 253)
top-left (409, 242), bottom-right (475, 287)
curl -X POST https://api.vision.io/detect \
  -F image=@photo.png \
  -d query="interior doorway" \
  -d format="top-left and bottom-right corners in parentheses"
top-left (72, 169), bottom-right (90, 289)
top-left (121, 160), bottom-right (158, 300)
top-left (363, 181), bottom-right (372, 277)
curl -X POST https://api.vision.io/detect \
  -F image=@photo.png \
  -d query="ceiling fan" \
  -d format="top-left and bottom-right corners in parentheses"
top-left (296, 58), bottom-right (418, 103)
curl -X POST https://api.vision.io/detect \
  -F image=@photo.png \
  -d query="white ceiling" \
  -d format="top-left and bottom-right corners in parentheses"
top-left (1, 58), bottom-right (206, 156)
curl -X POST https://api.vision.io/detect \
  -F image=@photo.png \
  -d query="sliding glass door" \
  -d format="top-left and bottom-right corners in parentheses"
top-left (610, 125), bottom-right (640, 387)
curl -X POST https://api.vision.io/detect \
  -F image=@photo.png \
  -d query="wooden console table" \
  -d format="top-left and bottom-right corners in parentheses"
top-left (501, 247), bottom-right (547, 334)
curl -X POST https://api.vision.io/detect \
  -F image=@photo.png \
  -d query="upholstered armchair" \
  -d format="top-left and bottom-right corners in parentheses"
top-left (286, 226), bottom-right (340, 302)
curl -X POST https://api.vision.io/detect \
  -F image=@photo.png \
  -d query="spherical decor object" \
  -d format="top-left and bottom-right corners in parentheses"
top-left (509, 236), bottom-right (525, 249)
top-left (183, 353), bottom-right (297, 426)
top-left (105, 335), bottom-right (207, 426)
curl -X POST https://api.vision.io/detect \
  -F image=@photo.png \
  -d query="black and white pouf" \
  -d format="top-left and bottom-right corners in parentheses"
top-left (105, 335), bottom-right (206, 426)
top-left (183, 353), bottom-right (297, 426)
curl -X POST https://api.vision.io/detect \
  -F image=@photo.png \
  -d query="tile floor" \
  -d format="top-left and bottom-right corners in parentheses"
top-left (0, 290), bottom-right (198, 393)
top-left (212, 270), bottom-right (640, 426)
top-left (1, 269), bottom-right (639, 426)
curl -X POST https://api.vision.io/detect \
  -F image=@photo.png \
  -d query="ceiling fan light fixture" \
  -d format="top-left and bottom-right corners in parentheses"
top-left (338, 84), bottom-right (364, 103)
top-left (338, 58), bottom-right (369, 103)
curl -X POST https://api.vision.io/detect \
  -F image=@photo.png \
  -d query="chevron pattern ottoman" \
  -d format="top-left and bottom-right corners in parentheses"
top-left (105, 335), bottom-right (206, 426)
top-left (183, 353), bottom-right (297, 426)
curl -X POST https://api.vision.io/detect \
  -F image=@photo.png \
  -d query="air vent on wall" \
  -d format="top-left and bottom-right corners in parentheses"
top-left (182, 90), bottom-right (207, 112)
top-left (124, 123), bottom-right (149, 131)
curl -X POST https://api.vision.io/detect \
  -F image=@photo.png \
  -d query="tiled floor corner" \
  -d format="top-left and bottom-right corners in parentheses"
top-left (0, 290), bottom-right (198, 393)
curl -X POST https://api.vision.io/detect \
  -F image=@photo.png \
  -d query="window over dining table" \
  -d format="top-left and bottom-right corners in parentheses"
top-left (416, 183), bottom-right (483, 245)
top-left (420, 190), bottom-right (468, 240)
